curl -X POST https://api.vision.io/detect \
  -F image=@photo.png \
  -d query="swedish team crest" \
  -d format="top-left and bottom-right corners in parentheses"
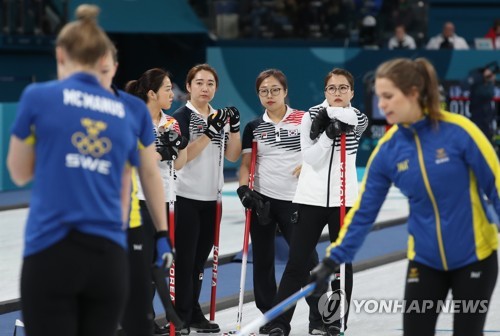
top-left (435, 148), bottom-right (450, 164)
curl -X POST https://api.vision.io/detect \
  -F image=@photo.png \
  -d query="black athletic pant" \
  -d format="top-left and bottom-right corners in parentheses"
top-left (121, 225), bottom-right (154, 336)
top-left (138, 200), bottom-right (168, 325)
top-left (21, 230), bottom-right (128, 336)
top-left (403, 252), bottom-right (498, 336)
top-left (174, 196), bottom-right (217, 325)
top-left (273, 204), bottom-right (353, 332)
top-left (138, 200), bottom-right (159, 273)
top-left (250, 193), bottom-right (322, 327)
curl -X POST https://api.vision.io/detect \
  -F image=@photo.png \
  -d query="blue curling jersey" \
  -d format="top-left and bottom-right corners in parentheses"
top-left (327, 111), bottom-right (499, 270)
top-left (11, 73), bottom-right (139, 256)
top-left (114, 87), bottom-right (155, 152)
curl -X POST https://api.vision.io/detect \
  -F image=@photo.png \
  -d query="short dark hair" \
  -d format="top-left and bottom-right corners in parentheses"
top-left (255, 69), bottom-right (288, 92)
top-left (324, 68), bottom-right (354, 90)
top-left (186, 64), bottom-right (219, 89)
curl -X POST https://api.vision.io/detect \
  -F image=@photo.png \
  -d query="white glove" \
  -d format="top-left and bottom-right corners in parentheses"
top-left (326, 107), bottom-right (358, 127)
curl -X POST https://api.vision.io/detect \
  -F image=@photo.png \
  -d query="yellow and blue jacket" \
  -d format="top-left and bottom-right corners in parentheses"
top-left (327, 111), bottom-right (499, 270)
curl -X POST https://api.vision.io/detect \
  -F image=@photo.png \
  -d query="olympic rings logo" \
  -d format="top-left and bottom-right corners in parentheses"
top-left (71, 118), bottom-right (112, 158)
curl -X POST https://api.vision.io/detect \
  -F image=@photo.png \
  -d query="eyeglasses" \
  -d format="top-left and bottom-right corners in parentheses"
top-left (325, 85), bottom-right (350, 95)
top-left (258, 87), bottom-right (282, 97)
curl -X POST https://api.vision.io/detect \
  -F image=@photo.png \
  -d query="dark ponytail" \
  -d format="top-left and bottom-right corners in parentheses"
top-left (124, 79), bottom-right (146, 102)
top-left (125, 68), bottom-right (170, 104)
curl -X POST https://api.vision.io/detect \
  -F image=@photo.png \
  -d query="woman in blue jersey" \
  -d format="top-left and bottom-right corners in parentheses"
top-left (237, 69), bottom-right (324, 335)
top-left (268, 68), bottom-right (368, 336)
top-left (311, 58), bottom-right (499, 336)
top-left (6, 5), bottom-right (172, 336)
top-left (172, 63), bottom-right (241, 333)
top-left (125, 68), bottom-right (187, 335)
top-left (100, 47), bottom-right (178, 336)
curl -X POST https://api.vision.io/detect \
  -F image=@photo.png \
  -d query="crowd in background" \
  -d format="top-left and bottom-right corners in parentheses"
top-left (2, 0), bottom-right (500, 51)
top-left (1, 0), bottom-right (67, 36)
top-left (1, 0), bottom-right (499, 150)
top-left (189, 0), bottom-right (500, 50)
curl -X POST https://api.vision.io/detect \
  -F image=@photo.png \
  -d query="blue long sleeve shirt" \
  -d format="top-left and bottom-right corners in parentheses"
top-left (327, 111), bottom-right (499, 270)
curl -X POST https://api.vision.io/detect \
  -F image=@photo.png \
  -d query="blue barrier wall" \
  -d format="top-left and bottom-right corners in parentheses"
top-left (207, 48), bottom-right (500, 169)
top-left (0, 103), bottom-right (19, 191)
top-left (208, 47), bottom-right (499, 129)
top-left (0, 52), bottom-right (56, 102)
top-left (68, 0), bottom-right (207, 34)
top-left (1, 48), bottom-right (499, 190)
